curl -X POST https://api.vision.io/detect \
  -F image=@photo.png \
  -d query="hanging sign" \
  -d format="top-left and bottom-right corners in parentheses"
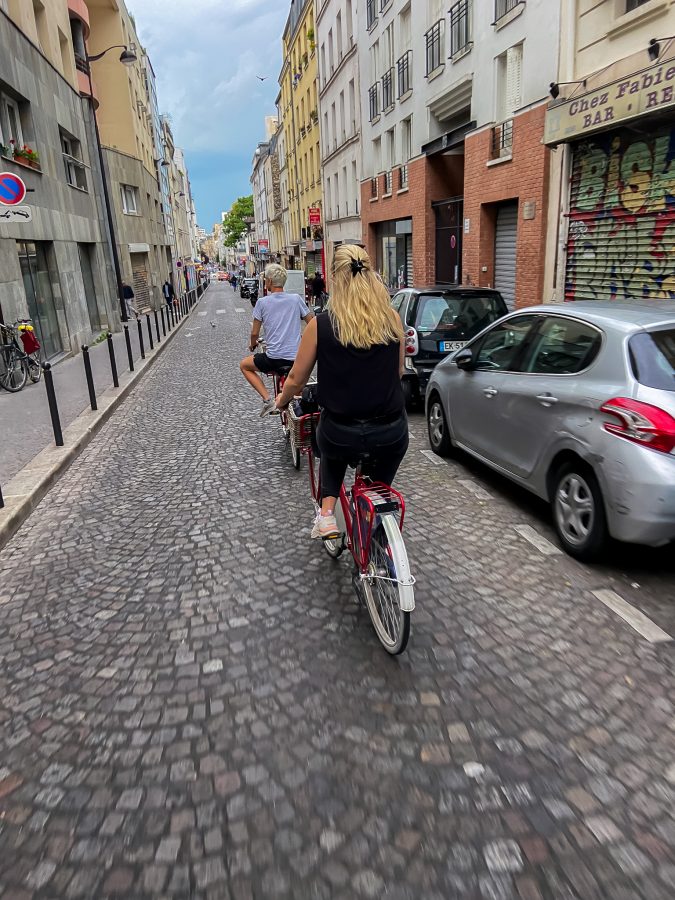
top-left (0, 172), bottom-right (27, 206)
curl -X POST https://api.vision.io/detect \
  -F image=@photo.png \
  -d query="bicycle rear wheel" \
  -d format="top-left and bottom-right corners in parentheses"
top-left (0, 351), bottom-right (27, 392)
top-left (26, 353), bottom-right (42, 383)
top-left (361, 514), bottom-right (413, 655)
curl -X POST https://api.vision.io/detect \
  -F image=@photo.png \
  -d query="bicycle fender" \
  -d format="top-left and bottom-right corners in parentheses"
top-left (380, 513), bottom-right (415, 613)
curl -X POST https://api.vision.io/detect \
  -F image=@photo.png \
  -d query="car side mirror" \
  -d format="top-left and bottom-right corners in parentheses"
top-left (454, 348), bottom-right (475, 370)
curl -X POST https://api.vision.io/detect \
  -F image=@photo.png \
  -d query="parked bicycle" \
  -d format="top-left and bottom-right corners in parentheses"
top-left (0, 320), bottom-right (41, 393)
top-left (289, 406), bottom-right (415, 655)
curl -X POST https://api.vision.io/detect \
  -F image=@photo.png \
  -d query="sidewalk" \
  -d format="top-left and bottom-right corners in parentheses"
top-left (0, 310), bottom-right (176, 486)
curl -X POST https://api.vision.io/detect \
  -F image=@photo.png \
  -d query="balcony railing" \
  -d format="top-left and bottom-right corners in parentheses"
top-left (382, 67), bottom-right (394, 111)
top-left (371, 177), bottom-right (378, 198)
top-left (399, 164), bottom-right (408, 190)
top-left (74, 53), bottom-right (89, 74)
top-left (425, 20), bottom-right (445, 76)
top-left (384, 171), bottom-right (392, 194)
top-left (368, 82), bottom-right (380, 122)
top-left (366, 0), bottom-right (377, 28)
top-left (397, 50), bottom-right (412, 98)
top-left (495, 0), bottom-right (521, 20)
top-left (491, 118), bottom-right (513, 158)
top-left (450, 0), bottom-right (471, 56)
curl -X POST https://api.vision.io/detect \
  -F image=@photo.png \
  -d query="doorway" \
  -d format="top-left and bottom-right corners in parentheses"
top-left (494, 202), bottom-right (518, 310)
top-left (78, 243), bottom-right (101, 333)
top-left (433, 197), bottom-right (463, 285)
top-left (17, 241), bottom-right (64, 359)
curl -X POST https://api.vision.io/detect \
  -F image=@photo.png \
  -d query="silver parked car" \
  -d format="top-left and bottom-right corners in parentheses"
top-left (426, 301), bottom-right (675, 560)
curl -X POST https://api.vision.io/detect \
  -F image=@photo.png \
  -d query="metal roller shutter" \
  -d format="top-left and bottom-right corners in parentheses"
top-left (566, 129), bottom-right (675, 302)
top-left (130, 253), bottom-right (151, 311)
top-left (494, 202), bottom-right (518, 310)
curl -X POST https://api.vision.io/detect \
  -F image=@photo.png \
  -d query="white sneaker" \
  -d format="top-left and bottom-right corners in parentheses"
top-left (311, 511), bottom-right (339, 540)
top-left (260, 398), bottom-right (275, 417)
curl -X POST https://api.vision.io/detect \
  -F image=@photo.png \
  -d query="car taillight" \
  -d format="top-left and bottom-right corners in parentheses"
top-left (404, 327), bottom-right (418, 356)
top-left (600, 397), bottom-right (675, 454)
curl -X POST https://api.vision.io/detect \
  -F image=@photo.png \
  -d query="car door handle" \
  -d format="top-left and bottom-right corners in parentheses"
top-left (483, 387), bottom-right (498, 398)
top-left (536, 393), bottom-right (559, 406)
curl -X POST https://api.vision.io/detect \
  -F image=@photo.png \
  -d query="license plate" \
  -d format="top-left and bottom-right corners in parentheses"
top-left (440, 341), bottom-right (467, 353)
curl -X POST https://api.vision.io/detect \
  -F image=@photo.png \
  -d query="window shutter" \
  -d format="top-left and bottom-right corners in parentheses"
top-left (505, 44), bottom-right (523, 117)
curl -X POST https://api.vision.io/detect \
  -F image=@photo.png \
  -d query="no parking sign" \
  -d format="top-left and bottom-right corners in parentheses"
top-left (0, 172), bottom-right (27, 206)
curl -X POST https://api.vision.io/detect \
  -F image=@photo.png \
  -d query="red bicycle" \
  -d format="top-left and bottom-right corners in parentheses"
top-left (289, 408), bottom-right (415, 654)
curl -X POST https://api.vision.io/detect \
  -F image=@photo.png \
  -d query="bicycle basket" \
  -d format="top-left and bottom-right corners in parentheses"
top-left (288, 405), bottom-right (320, 451)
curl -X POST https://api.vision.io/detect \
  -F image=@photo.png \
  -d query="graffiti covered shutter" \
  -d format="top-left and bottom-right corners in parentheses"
top-left (565, 129), bottom-right (675, 302)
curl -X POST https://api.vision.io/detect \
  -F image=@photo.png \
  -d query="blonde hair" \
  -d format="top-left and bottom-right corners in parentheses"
top-left (329, 245), bottom-right (403, 349)
top-left (264, 263), bottom-right (287, 288)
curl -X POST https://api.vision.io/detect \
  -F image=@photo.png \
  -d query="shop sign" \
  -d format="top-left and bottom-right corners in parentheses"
top-left (258, 239), bottom-right (269, 252)
top-left (545, 59), bottom-right (675, 145)
top-left (308, 207), bottom-right (321, 226)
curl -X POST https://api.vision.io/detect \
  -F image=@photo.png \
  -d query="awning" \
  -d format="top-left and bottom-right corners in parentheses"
top-left (422, 121), bottom-right (475, 157)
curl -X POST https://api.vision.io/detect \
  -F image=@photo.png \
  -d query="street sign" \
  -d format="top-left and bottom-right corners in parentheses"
top-left (0, 172), bottom-right (27, 206)
top-left (258, 239), bottom-right (269, 252)
top-left (309, 207), bottom-right (321, 226)
top-left (0, 205), bottom-right (32, 222)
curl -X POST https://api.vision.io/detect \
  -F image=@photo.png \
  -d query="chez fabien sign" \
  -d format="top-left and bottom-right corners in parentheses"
top-left (544, 59), bottom-right (675, 146)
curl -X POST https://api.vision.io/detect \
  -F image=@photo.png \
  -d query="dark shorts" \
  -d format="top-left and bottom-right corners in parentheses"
top-left (253, 352), bottom-right (295, 375)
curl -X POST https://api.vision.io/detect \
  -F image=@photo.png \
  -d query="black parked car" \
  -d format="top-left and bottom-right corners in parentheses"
top-left (391, 286), bottom-right (508, 407)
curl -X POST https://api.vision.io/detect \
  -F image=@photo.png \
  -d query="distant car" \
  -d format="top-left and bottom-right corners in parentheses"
top-left (426, 300), bottom-right (675, 560)
top-left (391, 286), bottom-right (508, 407)
top-left (240, 277), bottom-right (258, 300)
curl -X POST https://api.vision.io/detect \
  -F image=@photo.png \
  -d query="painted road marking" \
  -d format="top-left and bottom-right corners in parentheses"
top-left (420, 449), bottom-right (446, 466)
top-left (197, 311), bottom-right (207, 317)
top-left (592, 589), bottom-right (672, 644)
top-left (514, 524), bottom-right (561, 556)
top-left (235, 308), bottom-right (246, 313)
top-left (458, 479), bottom-right (492, 501)
top-left (216, 309), bottom-right (227, 314)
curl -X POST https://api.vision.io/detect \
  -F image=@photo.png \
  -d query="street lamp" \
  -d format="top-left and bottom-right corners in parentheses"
top-left (86, 44), bottom-right (138, 323)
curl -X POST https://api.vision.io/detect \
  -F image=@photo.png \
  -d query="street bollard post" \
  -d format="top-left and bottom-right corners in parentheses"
top-left (124, 323), bottom-right (134, 372)
top-left (107, 332), bottom-right (119, 388)
top-left (146, 313), bottom-right (154, 351)
top-left (137, 317), bottom-right (145, 359)
top-left (154, 308), bottom-right (161, 343)
top-left (160, 307), bottom-right (167, 337)
top-left (82, 345), bottom-right (97, 411)
top-left (43, 363), bottom-right (64, 446)
top-left (0, 482), bottom-right (4, 510)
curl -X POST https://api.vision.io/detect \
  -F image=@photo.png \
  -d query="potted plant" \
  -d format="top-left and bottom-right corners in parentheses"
top-left (310, 108), bottom-right (318, 124)
top-left (307, 27), bottom-right (315, 52)
top-left (11, 141), bottom-right (40, 168)
top-left (0, 142), bottom-right (9, 158)
top-left (302, 51), bottom-right (309, 68)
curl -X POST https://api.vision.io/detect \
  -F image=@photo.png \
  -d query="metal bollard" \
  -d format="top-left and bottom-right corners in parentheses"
top-left (43, 363), bottom-right (64, 446)
top-left (137, 317), bottom-right (145, 359)
top-left (124, 323), bottom-right (134, 372)
top-left (82, 345), bottom-right (97, 411)
top-left (160, 307), bottom-right (167, 338)
top-left (107, 332), bottom-right (119, 388)
top-left (146, 313), bottom-right (154, 351)
top-left (0, 482), bottom-right (4, 510)
top-left (154, 308), bottom-right (161, 343)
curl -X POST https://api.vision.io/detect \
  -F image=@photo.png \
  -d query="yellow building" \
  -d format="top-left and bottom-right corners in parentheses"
top-left (279, 0), bottom-right (322, 273)
top-left (4, 0), bottom-right (78, 88)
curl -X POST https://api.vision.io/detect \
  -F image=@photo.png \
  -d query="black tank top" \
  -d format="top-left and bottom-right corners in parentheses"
top-left (316, 312), bottom-right (404, 418)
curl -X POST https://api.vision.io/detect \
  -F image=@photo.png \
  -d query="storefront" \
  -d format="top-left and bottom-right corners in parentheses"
top-left (375, 219), bottom-right (413, 292)
top-left (544, 53), bottom-right (675, 302)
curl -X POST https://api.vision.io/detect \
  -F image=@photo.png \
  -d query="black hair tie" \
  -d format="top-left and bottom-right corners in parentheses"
top-left (350, 258), bottom-right (365, 277)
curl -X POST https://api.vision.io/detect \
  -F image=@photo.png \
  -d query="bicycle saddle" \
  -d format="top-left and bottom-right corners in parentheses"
top-left (276, 365), bottom-right (293, 376)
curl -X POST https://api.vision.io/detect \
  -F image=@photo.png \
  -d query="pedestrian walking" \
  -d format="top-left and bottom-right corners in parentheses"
top-left (122, 282), bottom-right (139, 319)
top-left (162, 277), bottom-right (175, 310)
top-left (231, 274), bottom-right (238, 291)
top-left (310, 270), bottom-right (327, 309)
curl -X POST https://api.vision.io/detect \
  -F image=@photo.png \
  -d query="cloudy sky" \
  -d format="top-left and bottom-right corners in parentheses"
top-left (130, 0), bottom-right (287, 230)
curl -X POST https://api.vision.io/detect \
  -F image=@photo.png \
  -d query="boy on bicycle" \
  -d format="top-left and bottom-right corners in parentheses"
top-left (240, 263), bottom-right (314, 417)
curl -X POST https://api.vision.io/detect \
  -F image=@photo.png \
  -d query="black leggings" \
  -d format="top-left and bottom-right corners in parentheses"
top-left (317, 412), bottom-right (409, 500)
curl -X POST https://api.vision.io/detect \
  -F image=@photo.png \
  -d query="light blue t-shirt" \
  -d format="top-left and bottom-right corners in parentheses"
top-left (253, 291), bottom-right (310, 360)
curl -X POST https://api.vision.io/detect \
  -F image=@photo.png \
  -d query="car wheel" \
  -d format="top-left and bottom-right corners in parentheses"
top-left (552, 462), bottom-right (608, 561)
top-left (427, 393), bottom-right (453, 456)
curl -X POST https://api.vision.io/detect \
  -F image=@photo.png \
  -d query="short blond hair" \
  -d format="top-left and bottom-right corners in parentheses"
top-left (264, 263), bottom-right (287, 289)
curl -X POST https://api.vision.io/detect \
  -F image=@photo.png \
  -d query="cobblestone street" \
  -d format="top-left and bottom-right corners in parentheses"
top-left (0, 283), bottom-right (674, 899)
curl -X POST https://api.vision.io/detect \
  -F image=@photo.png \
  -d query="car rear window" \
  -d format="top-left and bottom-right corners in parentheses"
top-left (629, 329), bottom-right (675, 391)
top-left (415, 293), bottom-right (506, 340)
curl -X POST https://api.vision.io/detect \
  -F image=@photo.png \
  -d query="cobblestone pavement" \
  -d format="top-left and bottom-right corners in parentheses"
top-left (0, 283), bottom-right (673, 899)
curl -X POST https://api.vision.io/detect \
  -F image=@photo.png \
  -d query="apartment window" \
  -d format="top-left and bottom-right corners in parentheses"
top-left (384, 23), bottom-right (395, 69)
top-left (401, 116), bottom-right (412, 163)
top-left (382, 67), bottom-right (394, 111)
top-left (320, 44), bottom-right (327, 85)
top-left (397, 51), bottom-right (412, 97)
top-left (336, 11), bottom-right (343, 60)
top-left (625, 0), bottom-right (650, 7)
top-left (328, 29), bottom-right (335, 74)
top-left (373, 136), bottom-right (382, 172)
top-left (339, 91), bottom-right (346, 142)
top-left (323, 111), bottom-right (330, 156)
top-left (367, 0), bottom-right (377, 29)
top-left (331, 102), bottom-right (337, 149)
top-left (352, 160), bottom-right (359, 213)
top-left (0, 93), bottom-right (24, 147)
top-left (495, 0), bottom-right (521, 20)
top-left (369, 83), bottom-right (380, 121)
top-left (386, 127), bottom-right (396, 170)
top-left (61, 130), bottom-right (87, 191)
top-left (370, 41), bottom-right (380, 84)
top-left (121, 184), bottom-right (139, 215)
top-left (450, 0), bottom-right (471, 56)
top-left (346, 0), bottom-right (354, 45)
top-left (400, 3), bottom-right (412, 50)
top-left (349, 79), bottom-right (356, 134)
top-left (371, 176), bottom-right (378, 198)
top-left (497, 43), bottom-right (523, 121)
top-left (425, 19), bottom-right (445, 75)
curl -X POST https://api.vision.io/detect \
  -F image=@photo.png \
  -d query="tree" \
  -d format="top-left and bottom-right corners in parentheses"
top-left (222, 196), bottom-right (254, 247)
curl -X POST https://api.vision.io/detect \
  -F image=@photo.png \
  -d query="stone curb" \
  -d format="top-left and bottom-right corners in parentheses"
top-left (0, 294), bottom-right (206, 553)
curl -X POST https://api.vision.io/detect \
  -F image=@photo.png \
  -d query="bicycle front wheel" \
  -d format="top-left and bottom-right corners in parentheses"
top-left (27, 353), bottom-right (42, 383)
top-left (0, 352), bottom-right (27, 392)
top-left (361, 514), bottom-right (413, 655)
